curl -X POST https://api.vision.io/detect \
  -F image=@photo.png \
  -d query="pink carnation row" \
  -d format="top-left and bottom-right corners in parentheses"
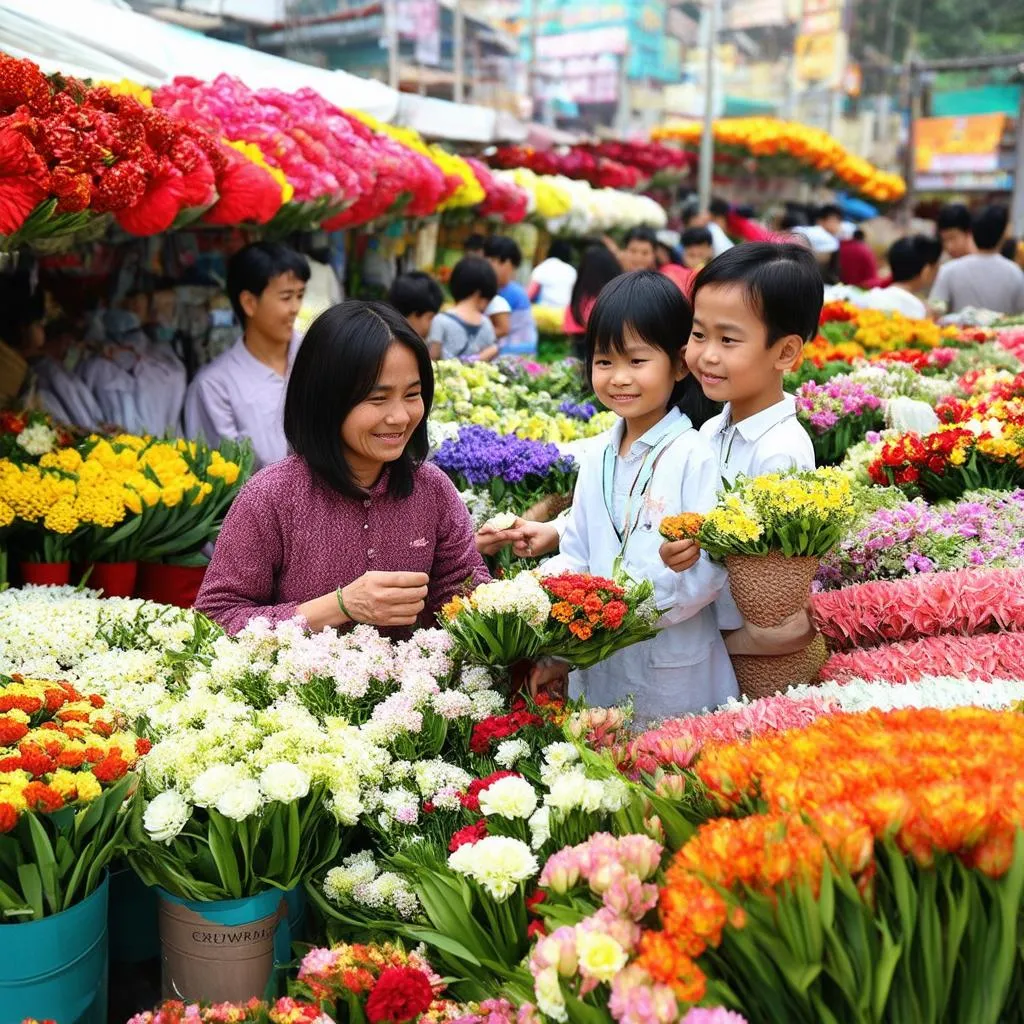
top-left (811, 567), bottom-right (1024, 650)
top-left (616, 694), bottom-right (835, 778)
top-left (996, 326), bottom-right (1024, 362)
top-left (819, 632), bottom-right (1024, 683)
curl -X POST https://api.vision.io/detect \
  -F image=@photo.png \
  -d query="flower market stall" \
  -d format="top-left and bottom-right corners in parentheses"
top-left (2, 302), bottom-right (1024, 1023)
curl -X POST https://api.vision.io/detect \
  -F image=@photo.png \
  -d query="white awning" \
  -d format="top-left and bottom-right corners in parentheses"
top-left (0, 0), bottom-right (401, 120)
top-left (396, 92), bottom-right (497, 143)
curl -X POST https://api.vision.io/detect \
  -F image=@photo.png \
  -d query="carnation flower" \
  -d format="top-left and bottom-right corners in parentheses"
top-left (143, 790), bottom-right (191, 843)
top-left (447, 835), bottom-right (539, 901)
top-left (215, 779), bottom-right (264, 821)
top-left (494, 738), bottom-right (531, 768)
top-left (575, 930), bottom-right (628, 983)
top-left (365, 966), bottom-right (434, 1024)
top-left (259, 762), bottom-right (311, 803)
top-left (190, 763), bottom-right (244, 807)
top-left (478, 774), bottom-right (539, 820)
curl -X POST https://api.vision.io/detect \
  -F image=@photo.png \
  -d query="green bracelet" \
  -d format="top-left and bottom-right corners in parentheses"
top-left (336, 587), bottom-right (358, 624)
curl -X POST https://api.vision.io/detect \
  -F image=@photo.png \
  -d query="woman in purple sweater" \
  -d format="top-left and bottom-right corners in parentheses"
top-left (196, 301), bottom-right (489, 635)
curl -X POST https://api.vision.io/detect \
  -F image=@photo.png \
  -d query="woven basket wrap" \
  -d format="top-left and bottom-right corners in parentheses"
top-left (725, 552), bottom-right (821, 628)
top-left (731, 634), bottom-right (829, 701)
top-left (523, 493), bottom-right (573, 523)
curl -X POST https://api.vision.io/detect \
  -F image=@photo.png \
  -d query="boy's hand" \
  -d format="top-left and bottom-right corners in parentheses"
top-left (660, 538), bottom-right (701, 573)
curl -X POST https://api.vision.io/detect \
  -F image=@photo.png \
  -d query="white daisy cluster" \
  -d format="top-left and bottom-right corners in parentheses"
top-left (322, 850), bottom-right (421, 920)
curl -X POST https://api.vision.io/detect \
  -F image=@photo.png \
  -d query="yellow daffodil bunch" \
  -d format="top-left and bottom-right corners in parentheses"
top-left (698, 468), bottom-right (855, 558)
top-left (532, 305), bottom-right (566, 334)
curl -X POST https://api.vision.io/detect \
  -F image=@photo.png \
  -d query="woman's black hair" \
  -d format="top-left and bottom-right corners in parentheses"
top-left (450, 256), bottom-right (498, 302)
top-left (584, 271), bottom-right (721, 429)
top-left (283, 300), bottom-right (433, 501)
top-left (691, 242), bottom-right (823, 345)
top-left (569, 244), bottom-right (623, 328)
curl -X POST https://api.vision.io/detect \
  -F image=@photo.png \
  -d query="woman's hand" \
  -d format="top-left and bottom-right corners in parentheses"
top-left (528, 658), bottom-right (569, 701)
top-left (724, 604), bottom-right (817, 656)
top-left (340, 571), bottom-right (429, 627)
top-left (660, 538), bottom-right (701, 572)
top-left (476, 518), bottom-right (560, 559)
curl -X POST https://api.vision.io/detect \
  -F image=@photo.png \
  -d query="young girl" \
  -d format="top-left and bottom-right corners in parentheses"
top-left (540, 271), bottom-right (737, 722)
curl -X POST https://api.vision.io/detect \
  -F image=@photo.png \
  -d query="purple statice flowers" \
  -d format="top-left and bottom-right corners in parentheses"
top-left (796, 377), bottom-right (883, 434)
top-left (817, 489), bottom-right (1024, 589)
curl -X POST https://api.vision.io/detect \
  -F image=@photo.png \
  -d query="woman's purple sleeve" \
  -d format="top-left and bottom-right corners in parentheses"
top-left (195, 481), bottom-right (302, 634)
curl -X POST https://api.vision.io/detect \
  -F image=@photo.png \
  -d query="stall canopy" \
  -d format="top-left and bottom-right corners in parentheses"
top-left (0, 0), bottom-right (402, 121)
top-left (397, 93), bottom-right (499, 144)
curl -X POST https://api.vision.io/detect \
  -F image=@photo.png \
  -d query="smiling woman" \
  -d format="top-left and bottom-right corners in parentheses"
top-left (195, 301), bottom-right (490, 635)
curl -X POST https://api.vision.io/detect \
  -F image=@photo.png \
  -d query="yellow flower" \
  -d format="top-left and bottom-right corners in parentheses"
top-left (575, 931), bottom-right (628, 982)
top-left (43, 497), bottom-right (79, 535)
top-left (76, 773), bottom-right (102, 803)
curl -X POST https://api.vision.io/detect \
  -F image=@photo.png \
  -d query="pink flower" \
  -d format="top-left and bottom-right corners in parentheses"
top-left (681, 1011), bottom-right (749, 1024)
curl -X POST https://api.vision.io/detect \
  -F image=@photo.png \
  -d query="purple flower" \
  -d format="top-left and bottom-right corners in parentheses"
top-left (433, 425), bottom-right (575, 487)
top-left (558, 400), bottom-right (597, 421)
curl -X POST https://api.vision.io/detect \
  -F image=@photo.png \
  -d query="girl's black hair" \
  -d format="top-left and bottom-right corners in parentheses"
top-left (450, 256), bottom-right (498, 302)
top-left (283, 300), bottom-right (433, 501)
top-left (569, 244), bottom-right (623, 329)
top-left (584, 270), bottom-right (721, 429)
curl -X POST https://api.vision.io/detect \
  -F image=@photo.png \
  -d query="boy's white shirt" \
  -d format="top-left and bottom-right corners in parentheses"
top-left (543, 408), bottom-right (737, 717)
top-left (699, 393), bottom-right (816, 628)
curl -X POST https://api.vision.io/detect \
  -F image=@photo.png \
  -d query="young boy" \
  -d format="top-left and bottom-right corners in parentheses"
top-left (388, 271), bottom-right (443, 339)
top-left (184, 242), bottom-right (309, 469)
top-left (427, 256), bottom-right (501, 362)
top-left (484, 235), bottom-right (538, 356)
top-left (681, 226), bottom-right (714, 270)
top-left (856, 236), bottom-right (941, 320)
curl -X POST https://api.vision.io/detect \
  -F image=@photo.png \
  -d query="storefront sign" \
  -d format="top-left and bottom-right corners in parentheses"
top-left (915, 114), bottom-right (1007, 174)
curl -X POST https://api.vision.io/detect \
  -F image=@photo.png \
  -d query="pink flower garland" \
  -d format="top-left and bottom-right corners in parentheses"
top-left (811, 568), bottom-right (1024, 650)
top-left (819, 632), bottom-right (1024, 683)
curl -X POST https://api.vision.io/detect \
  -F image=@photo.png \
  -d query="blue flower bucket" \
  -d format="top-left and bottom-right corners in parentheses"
top-left (109, 866), bottom-right (160, 963)
top-left (0, 873), bottom-right (109, 1024)
top-left (158, 888), bottom-right (287, 1004)
top-left (274, 886), bottom-right (308, 973)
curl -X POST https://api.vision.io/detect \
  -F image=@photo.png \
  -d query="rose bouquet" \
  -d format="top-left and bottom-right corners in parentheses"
top-left (0, 675), bottom-right (143, 921)
top-left (440, 571), bottom-right (658, 671)
top-left (794, 377), bottom-right (884, 465)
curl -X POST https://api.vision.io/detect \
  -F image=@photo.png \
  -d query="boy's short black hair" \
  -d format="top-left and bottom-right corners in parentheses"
top-left (483, 235), bottom-right (522, 267)
top-left (691, 241), bottom-right (824, 345)
top-left (681, 227), bottom-right (714, 249)
top-left (464, 233), bottom-right (486, 253)
top-left (226, 242), bottom-right (310, 327)
top-left (547, 239), bottom-right (574, 263)
top-left (450, 256), bottom-right (498, 303)
top-left (815, 203), bottom-right (843, 222)
top-left (972, 205), bottom-right (1009, 250)
top-left (388, 271), bottom-right (443, 318)
top-left (623, 226), bottom-right (658, 248)
top-left (937, 203), bottom-right (972, 233)
top-left (780, 212), bottom-right (806, 231)
top-left (888, 235), bottom-right (942, 283)
top-left (709, 197), bottom-right (731, 218)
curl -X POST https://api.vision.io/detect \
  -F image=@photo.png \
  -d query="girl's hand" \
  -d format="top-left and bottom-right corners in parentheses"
top-left (660, 538), bottom-right (701, 572)
top-left (528, 658), bottom-right (569, 700)
top-left (340, 571), bottom-right (429, 627)
top-left (724, 605), bottom-right (817, 656)
top-left (476, 518), bottom-right (560, 559)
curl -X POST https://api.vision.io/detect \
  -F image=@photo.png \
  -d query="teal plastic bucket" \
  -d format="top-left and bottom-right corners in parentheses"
top-left (109, 866), bottom-right (159, 963)
top-left (0, 873), bottom-right (109, 1024)
top-left (158, 888), bottom-right (287, 1004)
top-left (274, 886), bottom-right (308, 972)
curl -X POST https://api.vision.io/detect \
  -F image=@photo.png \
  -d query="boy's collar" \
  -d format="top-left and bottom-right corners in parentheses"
top-left (717, 395), bottom-right (796, 442)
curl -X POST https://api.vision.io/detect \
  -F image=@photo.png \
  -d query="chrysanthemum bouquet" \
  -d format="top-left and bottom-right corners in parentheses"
top-left (440, 571), bottom-right (658, 671)
top-left (693, 469), bottom-right (855, 560)
top-left (0, 675), bottom-right (144, 921)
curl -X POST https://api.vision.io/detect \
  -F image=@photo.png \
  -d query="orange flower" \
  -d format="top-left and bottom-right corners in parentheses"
top-left (568, 620), bottom-right (593, 641)
top-left (659, 513), bottom-right (704, 541)
top-left (550, 601), bottom-right (576, 624)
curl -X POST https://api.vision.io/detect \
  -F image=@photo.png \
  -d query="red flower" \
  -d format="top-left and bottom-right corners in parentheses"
top-left (18, 745), bottom-right (54, 778)
top-left (602, 600), bottom-right (627, 630)
top-left (92, 160), bottom-right (148, 213)
top-left (116, 159), bottom-right (188, 236)
top-left (23, 781), bottom-right (65, 813)
top-left (0, 126), bottom-right (49, 236)
top-left (91, 753), bottom-right (129, 784)
top-left (56, 748), bottom-right (86, 770)
top-left (136, 737), bottom-right (153, 756)
top-left (525, 888), bottom-right (546, 913)
top-left (203, 144), bottom-right (283, 227)
top-left (449, 819), bottom-right (489, 852)
top-left (0, 716), bottom-right (28, 746)
top-left (365, 966), bottom-right (434, 1024)
top-left (0, 802), bottom-right (17, 833)
top-left (469, 710), bottom-right (543, 754)
top-left (527, 919), bottom-right (547, 940)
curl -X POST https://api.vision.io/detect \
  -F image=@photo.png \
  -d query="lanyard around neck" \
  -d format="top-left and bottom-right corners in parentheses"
top-left (602, 414), bottom-right (691, 551)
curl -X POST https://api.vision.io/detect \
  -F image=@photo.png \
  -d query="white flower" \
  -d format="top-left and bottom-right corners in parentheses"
top-left (16, 423), bottom-right (57, 456)
top-left (479, 775), bottom-right (538, 820)
top-left (447, 835), bottom-right (539, 901)
top-left (528, 805), bottom-right (551, 850)
top-left (459, 665), bottom-right (497, 693)
top-left (469, 690), bottom-right (506, 721)
top-left (215, 780), bottom-right (264, 821)
top-left (190, 763), bottom-right (244, 807)
top-left (431, 690), bottom-right (473, 720)
top-left (495, 738), bottom-right (530, 769)
top-left (483, 511), bottom-right (518, 531)
top-left (534, 966), bottom-right (567, 1023)
top-left (576, 931), bottom-right (627, 982)
top-left (143, 791), bottom-right (192, 843)
top-left (259, 762), bottom-right (311, 803)
top-left (470, 574), bottom-right (551, 628)
top-left (540, 742), bottom-right (580, 784)
top-left (545, 768), bottom-right (607, 814)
